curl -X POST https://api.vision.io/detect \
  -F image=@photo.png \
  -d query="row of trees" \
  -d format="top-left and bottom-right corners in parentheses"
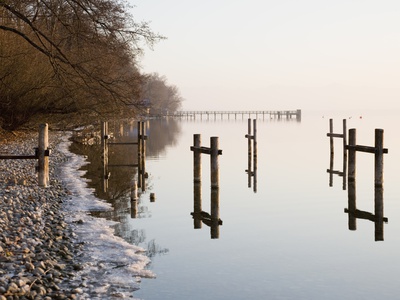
top-left (0, 0), bottom-right (182, 130)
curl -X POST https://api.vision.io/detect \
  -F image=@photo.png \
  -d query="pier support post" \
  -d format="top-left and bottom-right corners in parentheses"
top-left (375, 129), bottom-right (384, 187)
top-left (210, 137), bottom-right (220, 189)
top-left (193, 134), bottom-right (201, 183)
top-left (348, 129), bottom-right (356, 182)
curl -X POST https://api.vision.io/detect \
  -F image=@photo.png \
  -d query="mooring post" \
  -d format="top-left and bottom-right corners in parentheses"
top-left (210, 137), bottom-right (220, 189)
top-left (375, 129), bottom-right (384, 187)
top-left (38, 123), bottom-right (49, 187)
top-left (193, 134), bottom-right (201, 183)
top-left (348, 129), bottom-right (356, 182)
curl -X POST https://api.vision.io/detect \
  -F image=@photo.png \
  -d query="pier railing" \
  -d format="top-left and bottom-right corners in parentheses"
top-left (158, 109), bottom-right (301, 121)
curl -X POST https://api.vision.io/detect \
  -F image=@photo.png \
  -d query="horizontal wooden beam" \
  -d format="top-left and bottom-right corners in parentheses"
top-left (190, 146), bottom-right (222, 155)
top-left (345, 208), bottom-right (388, 223)
top-left (327, 133), bottom-right (344, 138)
top-left (345, 145), bottom-right (388, 154)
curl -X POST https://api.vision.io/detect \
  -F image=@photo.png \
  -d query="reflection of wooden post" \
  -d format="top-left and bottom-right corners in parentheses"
top-left (211, 187), bottom-right (220, 239)
top-left (193, 182), bottom-right (202, 229)
top-left (247, 119), bottom-right (252, 187)
top-left (101, 121), bottom-right (109, 192)
top-left (253, 119), bottom-right (257, 193)
top-left (141, 122), bottom-right (146, 191)
top-left (38, 123), bottom-right (49, 187)
top-left (347, 180), bottom-right (357, 230)
top-left (131, 199), bottom-right (138, 219)
top-left (131, 180), bottom-right (138, 201)
top-left (375, 129), bottom-right (384, 187)
top-left (348, 129), bottom-right (356, 182)
top-left (329, 119), bottom-right (334, 156)
top-left (210, 137), bottom-right (219, 189)
top-left (375, 186), bottom-right (384, 241)
top-left (193, 134), bottom-right (201, 183)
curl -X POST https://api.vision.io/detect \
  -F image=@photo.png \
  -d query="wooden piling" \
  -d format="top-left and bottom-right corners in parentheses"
top-left (253, 119), bottom-right (257, 193)
top-left (210, 137), bottom-right (219, 189)
top-left (329, 119), bottom-right (334, 156)
top-left (348, 129), bottom-right (356, 182)
top-left (193, 134), bottom-right (201, 183)
top-left (101, 121), bottom-right (109, 192)
top-left (375, 129), bottom-right (384, 187)
top-left (38, 123), bottom-right (49, 187)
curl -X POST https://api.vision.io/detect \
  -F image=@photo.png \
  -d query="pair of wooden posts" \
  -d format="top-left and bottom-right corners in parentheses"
top-left (0, 124), bottom-right (50, 187)
top-left (245, 119), bottom-right (258, 192)
top-left (190, 134), bottom-right (223, 239)
top-left (327, 119), bottom-right (387, 187)
top-left (327, 119), bottom-right (389, 241)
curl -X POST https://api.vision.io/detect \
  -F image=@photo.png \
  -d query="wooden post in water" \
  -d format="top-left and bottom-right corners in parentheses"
top-left (141, 121), bottom-right (147, 191)
top-left (375, 129), bottom-right (384, 187)
top-left (329, 119), bottom-right (334, 157)
top-left (348, 129), bottom-right (356, 182)
top-left (38, 123), bottom-right (49, 187)
top-left (193, 134), bottom-right (201, 183)
top-left (210, 137), bottom-right (220, 189)
top-left (193, 181), bottom-right (202, 229)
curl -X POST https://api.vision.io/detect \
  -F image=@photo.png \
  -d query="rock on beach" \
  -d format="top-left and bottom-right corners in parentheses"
top-left (0, 131), bottom-right (83, 299)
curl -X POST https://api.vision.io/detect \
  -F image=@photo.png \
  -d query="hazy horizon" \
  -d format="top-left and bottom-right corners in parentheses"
top-left (132, 1), bottom-right (400, 111)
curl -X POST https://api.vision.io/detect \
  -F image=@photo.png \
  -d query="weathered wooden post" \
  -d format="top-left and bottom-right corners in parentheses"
top-left (375, 129), bottom-right (384, 187)
top-left (210, 137), bottom-right (220, 189)
top-left (348, 129), bottom-right (356, 182)
top-left (193, 134), bottom-right (201, 183)
top-left (38, 123), bottom-right (49, 187)
top-left (329, 119), bottom-right (334, 156)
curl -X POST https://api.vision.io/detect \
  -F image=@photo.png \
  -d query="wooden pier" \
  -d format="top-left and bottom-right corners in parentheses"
top-left (164, 109), bottom-right (301, 121)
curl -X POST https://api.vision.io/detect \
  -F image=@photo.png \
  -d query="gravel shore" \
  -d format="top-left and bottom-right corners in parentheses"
top-left (0, 131), bottom-right (84, 299)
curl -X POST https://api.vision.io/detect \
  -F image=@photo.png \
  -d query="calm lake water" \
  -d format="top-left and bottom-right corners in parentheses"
top-left (68, 109), bottom-right (400, 300)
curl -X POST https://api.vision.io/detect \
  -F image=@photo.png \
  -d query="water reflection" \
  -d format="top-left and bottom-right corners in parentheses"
top-left (344, 181), bottom-right (388, 241)
top-left (326, 120), bottom-right (389, 241)
top-left (69, 118), bottom-right (182, 255)
top-left (245, 119), bottom-right (258, 192)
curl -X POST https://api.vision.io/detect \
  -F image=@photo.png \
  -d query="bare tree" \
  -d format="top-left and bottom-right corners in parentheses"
top-left (0, 0), bottom-right (165, 129)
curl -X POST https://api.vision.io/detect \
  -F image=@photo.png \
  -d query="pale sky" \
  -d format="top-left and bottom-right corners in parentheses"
top-left (131, 0), bottom-right (400, 111)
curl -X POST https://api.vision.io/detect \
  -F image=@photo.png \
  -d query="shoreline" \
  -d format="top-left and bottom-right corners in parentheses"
top-left (0, 130), bottom-right (152, 299)
top-left (0, 131), bottom-right (84, 299)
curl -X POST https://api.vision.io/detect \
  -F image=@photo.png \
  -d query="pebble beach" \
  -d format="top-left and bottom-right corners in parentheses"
top-left (0, 131), bottom-right (85, 299)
